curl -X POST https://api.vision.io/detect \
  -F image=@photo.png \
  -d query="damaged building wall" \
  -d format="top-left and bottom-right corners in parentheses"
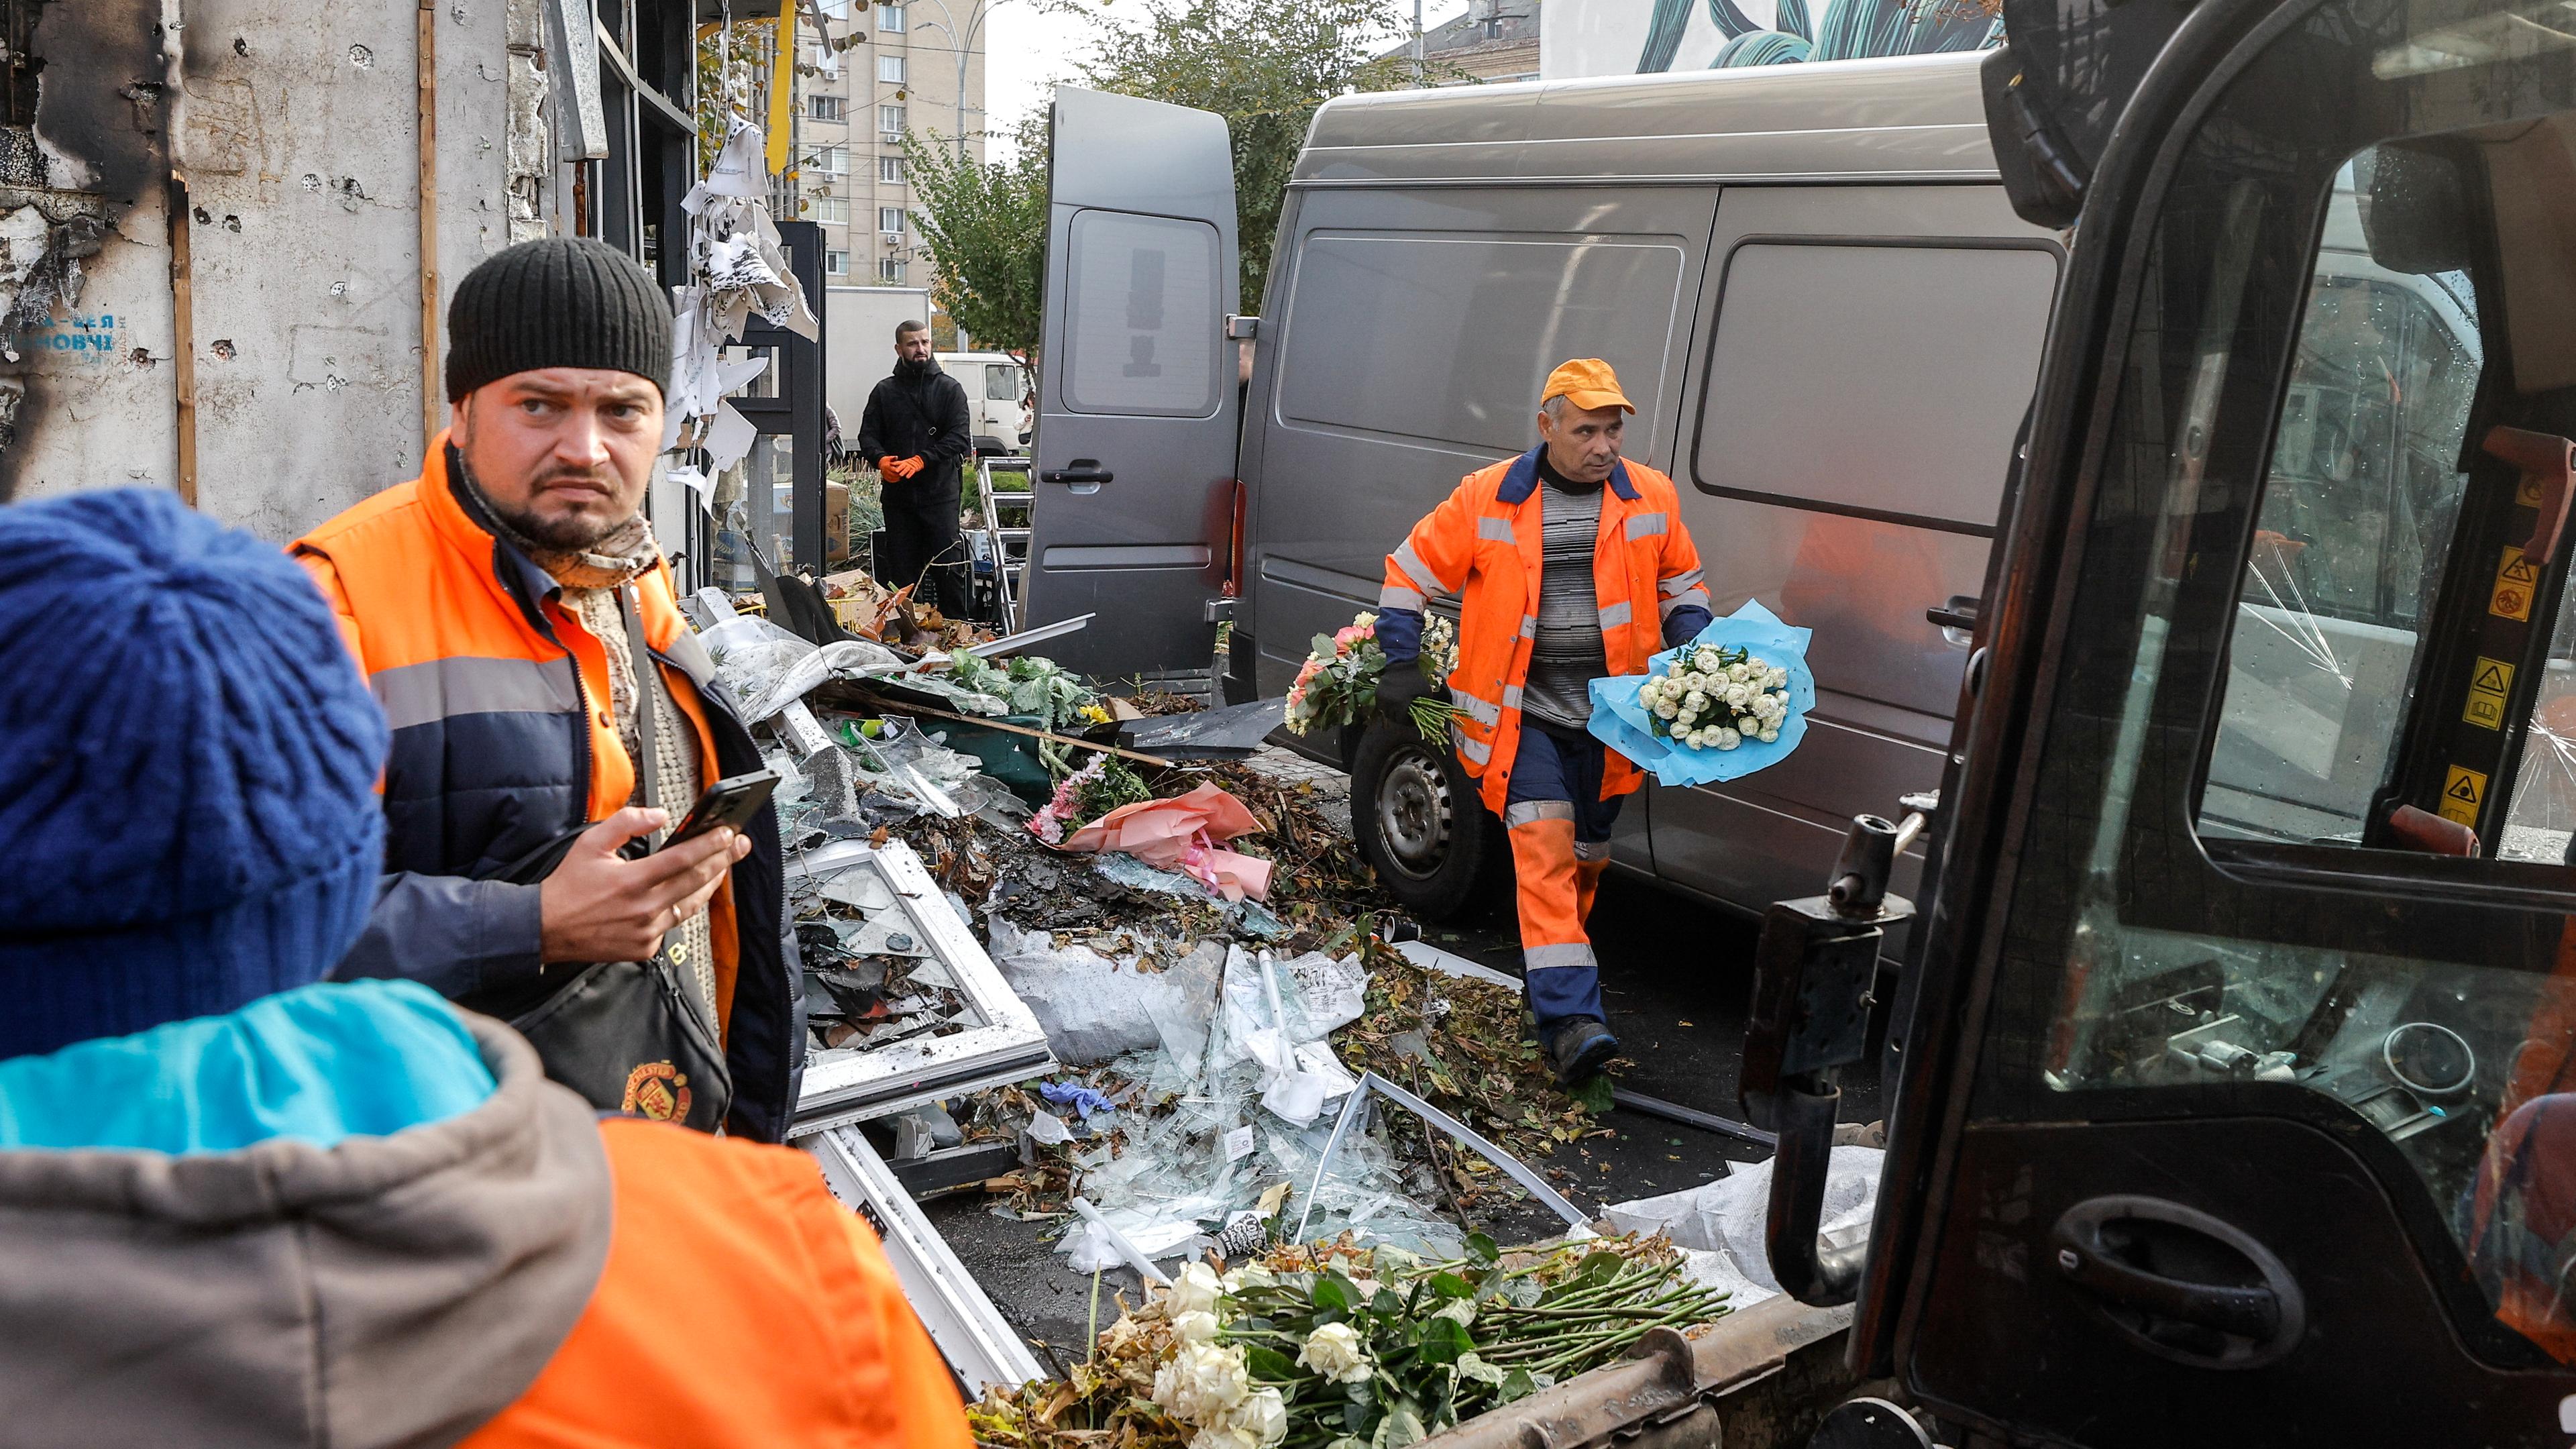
top-left (0, 0), bottom-right (181, 505)
top-left (7, 0), bottom-right (565, 531)
top-left (179, 0), bottom-right (429, 537)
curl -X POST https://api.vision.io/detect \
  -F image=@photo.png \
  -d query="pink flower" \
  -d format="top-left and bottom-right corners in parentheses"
top-left (1333, 624), bottom-right (1371, 651)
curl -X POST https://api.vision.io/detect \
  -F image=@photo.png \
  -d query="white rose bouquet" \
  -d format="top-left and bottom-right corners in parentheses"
top-left (1635, 643), bottom-right (1788, 752)
top-left (1585, 600), bottom-right (1815, 788)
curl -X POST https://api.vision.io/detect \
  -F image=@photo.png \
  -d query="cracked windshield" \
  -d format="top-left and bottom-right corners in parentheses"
top-left (2198, 160), bottom-right (2483, 850)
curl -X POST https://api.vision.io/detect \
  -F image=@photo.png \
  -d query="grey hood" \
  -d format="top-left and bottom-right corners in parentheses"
top-left (0, 1014), bottom-right (613, 1448)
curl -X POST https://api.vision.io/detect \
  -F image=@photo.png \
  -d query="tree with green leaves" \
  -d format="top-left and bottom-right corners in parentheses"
top-left (904, 116), bottom-right (1051, 362)
top-left (904, 0), bottom-right (1444, 356)
top-left (1069, 0), bottom-right (1428, 310)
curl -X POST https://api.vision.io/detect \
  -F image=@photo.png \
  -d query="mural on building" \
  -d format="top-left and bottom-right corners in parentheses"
top-left (1635, 0), bottom-right (1998, 70)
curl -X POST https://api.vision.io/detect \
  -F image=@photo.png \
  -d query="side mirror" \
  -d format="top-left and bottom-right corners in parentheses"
top-left (1739, 808), bottom-right (1924, 1305)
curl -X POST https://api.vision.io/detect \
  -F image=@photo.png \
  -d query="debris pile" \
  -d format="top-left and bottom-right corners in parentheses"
top-left (708, 588), bottom-right (1674, 1396)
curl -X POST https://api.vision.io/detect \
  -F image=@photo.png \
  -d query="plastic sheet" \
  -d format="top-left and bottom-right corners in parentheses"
top-left (986, 918), bottom-right (1222, 1067)
top-left (1043, 941), bottom-right (1452, 1272)
top-left (702, 614), bottom-right (817, 722)
top-left (1601, 1144), bottom-right (1885, 1306)
top-left (1089, 853), bottom-right (1292, 940)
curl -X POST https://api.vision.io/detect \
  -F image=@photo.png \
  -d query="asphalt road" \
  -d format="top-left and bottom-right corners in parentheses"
top-left (922, 868), bottom-right (1889, 1370)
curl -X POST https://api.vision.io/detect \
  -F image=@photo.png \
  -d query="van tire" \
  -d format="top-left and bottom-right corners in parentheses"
top-left (1350, 718), bottom-right (1506, 923)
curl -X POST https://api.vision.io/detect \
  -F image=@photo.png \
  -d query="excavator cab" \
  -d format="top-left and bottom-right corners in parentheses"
top-left (1742, 0), bottom-right (2576, 1440)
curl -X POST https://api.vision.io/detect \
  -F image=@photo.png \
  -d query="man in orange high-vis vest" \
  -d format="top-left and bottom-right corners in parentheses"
top-left (294, 237), bottom-right (804, 1141)
top-left (1375, 360), bottom-right (1713, 1085)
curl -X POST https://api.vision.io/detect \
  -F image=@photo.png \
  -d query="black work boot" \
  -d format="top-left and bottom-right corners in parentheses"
top-left (1546, 1017), bottom-right (1618, 1086)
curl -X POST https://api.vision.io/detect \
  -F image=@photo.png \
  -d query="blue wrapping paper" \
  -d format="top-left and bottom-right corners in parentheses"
top-left (1585, 600), bottom-right (1816, 786)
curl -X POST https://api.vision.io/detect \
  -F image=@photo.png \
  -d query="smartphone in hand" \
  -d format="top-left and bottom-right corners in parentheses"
top-left (659, 770), bottom-right (780, 851)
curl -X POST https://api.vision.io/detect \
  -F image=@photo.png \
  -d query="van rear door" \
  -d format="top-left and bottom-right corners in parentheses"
top-left (1022, 87), bottom-right (1239, 680)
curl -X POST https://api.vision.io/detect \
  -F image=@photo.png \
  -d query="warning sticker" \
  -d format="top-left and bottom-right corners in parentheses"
top-left (2465, 656), bottom-right (2517, 730)
top-left (2441, 764), bottom-right (2488, 826)
top-left (2522, 474), bottom-right (2546, 507)
top-left (2493, 546), bottom-right (2538, 622)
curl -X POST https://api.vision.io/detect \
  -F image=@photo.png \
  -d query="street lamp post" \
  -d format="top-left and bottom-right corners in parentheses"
top-left (908, 0), bottom-right (1008, 160)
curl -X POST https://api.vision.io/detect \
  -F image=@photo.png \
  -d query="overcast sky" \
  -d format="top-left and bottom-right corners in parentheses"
top-left (981, 1), bottom-right (1471, 162)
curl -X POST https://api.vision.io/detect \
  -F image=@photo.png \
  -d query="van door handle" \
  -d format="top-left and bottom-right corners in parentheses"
top-left (1925, 595), bottom-right (1981, 633)
top-left (1041, 459), bottom-right (1114, 485)
top-left (2051, 1195), bottom-right (2305, 1368)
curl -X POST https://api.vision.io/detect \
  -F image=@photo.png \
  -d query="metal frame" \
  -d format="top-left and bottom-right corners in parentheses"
top-left (1293, 1071), bottom-right (1591, 1243)
top-left (712, 217), bottom-right (831, 585)
top-left (802, 1122), bottom-right (1048, 1392)
top-left (787, 839), bottom-right (1057, 1134)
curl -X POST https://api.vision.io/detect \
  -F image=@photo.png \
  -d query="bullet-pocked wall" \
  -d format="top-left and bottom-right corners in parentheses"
top-left (0, 0), bottom-right (572, 535)
top-left (0, 0), bottom-right (182, 507)
top-left (175, 0), bottom-right (529, 539)
top-left (4, 0), bottom-right (724, 536)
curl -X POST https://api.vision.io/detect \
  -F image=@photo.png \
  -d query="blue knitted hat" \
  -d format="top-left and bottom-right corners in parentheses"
top-left (0, 490), bottom-right (389, 1059)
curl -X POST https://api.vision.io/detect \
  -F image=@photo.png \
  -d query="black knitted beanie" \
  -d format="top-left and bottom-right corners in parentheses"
top-left (444, 237), bottom-right (672, 402)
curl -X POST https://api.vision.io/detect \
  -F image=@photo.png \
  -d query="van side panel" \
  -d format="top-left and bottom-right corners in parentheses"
top-left (1656, 183), bottom-right (2060, 918)
top-left (1246, 182), bottom-right (1719, 688)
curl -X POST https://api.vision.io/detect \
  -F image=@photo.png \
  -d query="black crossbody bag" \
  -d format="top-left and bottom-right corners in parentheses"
top-left (463, 588), bottom-right (733, 1132)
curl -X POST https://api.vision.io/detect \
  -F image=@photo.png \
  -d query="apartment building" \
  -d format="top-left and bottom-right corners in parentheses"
top-left (1391, 1), bottom-right (1542, 83)
top-left (792, 0), bottom-right (988, 290)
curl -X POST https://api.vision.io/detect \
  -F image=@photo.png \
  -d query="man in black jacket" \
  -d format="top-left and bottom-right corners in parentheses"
top-left (858, 319), bottom-right (973, 619)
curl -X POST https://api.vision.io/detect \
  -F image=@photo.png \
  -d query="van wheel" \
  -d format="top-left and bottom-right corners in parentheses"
top-left (1350, 718), bottom-right (1505, 922)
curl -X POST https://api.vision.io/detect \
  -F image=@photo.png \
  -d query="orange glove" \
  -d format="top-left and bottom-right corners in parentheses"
top-left (880, 455), bottom-right (924, 482)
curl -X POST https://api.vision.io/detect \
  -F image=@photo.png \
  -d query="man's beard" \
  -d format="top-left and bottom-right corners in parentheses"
top-left (487, 468), bottom-right (633, 551)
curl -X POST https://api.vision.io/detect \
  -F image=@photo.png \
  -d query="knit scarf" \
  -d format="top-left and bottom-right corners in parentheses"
top-left (453, 462), bottom-right (718, 1016)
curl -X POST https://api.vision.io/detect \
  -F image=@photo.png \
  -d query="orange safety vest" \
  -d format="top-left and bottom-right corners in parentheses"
top-left (293, 434), bottom-right (745, 1028)
top-left (466, 1118), bottom-right (973, 1448)
top-left (1381, 448), bottom-right (1711, 815)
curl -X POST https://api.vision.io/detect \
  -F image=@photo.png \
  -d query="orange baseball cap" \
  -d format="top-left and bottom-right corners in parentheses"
top-left (1541, 358), bottom-right (1633, 415)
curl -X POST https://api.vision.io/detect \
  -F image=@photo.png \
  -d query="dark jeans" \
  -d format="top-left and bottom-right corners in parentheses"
top-left (879, 484), bottom-right (970, 620)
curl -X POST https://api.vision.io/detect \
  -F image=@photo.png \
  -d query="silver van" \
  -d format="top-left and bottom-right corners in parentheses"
top-left (1019, 54), bottom-right (2063, 925)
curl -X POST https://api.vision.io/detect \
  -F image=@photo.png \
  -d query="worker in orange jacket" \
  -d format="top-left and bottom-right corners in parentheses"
top-left (1375, 360), bottom-right (1713, 1083)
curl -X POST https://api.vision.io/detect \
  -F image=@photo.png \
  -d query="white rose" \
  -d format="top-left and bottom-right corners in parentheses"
top-left (1218, 1388), bottom-right (1289, 1449)
top-left (1654, 700), bottom-right (1678, 719)
top-left (1172, 1310), bottom-right (1222, 1344)
top-left (1719, 728), bottom-right (1741, 749)
top-left (1769, 666), bottom-right (1789, 688)
top-left (1297, 1321), bottom-right (1375, 1385)
top-left (1759, 727), bottom-right (1778, 743)
top-left (1694, 647), bottom-right (1721, 672)
top-left (1166, 1260), bottom-right (1225, 1319)
top-left (1156, 1342), bottom-right (1252, 1425)
top-left (1682, 690), bottom-right (1705, 712)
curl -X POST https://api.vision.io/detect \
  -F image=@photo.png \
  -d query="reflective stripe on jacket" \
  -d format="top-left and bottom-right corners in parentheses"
top-left (1379, 447), bottom-right (1712, 815)
top-left (292, 435), bottom-right (804, 1142)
